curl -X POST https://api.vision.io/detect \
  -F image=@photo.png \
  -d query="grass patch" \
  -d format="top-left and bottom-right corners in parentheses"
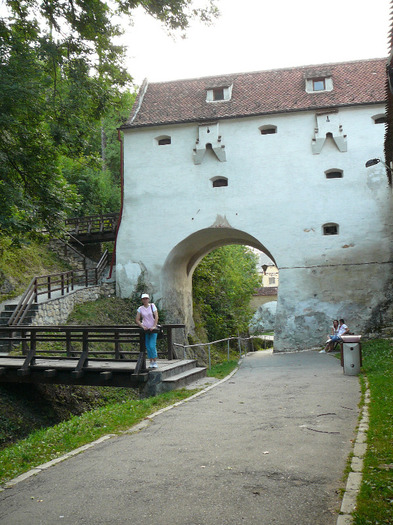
top-left (352, 339), bottom-right (393, 524)
top-left (0, 237), bottom-right (71, 301)
top-left (67, 296), bottom-right (135, 326)
top-left (0, 388), bottom-right (197, 485)
top-left (207, 359), bottom-right (238, 379)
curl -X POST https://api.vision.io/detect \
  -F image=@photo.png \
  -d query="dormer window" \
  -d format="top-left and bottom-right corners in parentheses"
top-left (305, 71), bottom-right (333, 93)
top-left (206, 84), bottom-right (233, 102)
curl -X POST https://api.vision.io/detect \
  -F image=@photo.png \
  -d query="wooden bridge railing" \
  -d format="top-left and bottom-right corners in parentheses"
top-left (1, 326), bottom-right (147, 376)
top-left (0, 324), bottom-right (185, 386)
top-left (65, 213), bottom-right (119, 237)
top-left (8, 250), bottom-right (109, 326)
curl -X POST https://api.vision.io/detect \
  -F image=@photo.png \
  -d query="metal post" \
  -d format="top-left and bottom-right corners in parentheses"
top-left (208, 344), bottom-right (211, 369)
top-left (227, 339), bottom-right (230, 361)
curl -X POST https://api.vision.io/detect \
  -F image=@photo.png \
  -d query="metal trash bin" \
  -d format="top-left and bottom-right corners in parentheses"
top-left (341, 335), bottom-right (362, 376)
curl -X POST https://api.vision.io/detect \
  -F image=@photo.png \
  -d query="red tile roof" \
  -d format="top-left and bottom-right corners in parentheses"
top-left (253, 287), bottom-right (278, 297)
top-left (123, 58), bottom-right (387, 129)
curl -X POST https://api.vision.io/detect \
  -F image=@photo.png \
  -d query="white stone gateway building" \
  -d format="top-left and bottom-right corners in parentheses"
top-left (117, 58), bottom-right (392, 351)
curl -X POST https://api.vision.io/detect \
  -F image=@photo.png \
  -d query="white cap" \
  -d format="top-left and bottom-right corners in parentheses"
top-left (141, 293), bottom-right (150, 299)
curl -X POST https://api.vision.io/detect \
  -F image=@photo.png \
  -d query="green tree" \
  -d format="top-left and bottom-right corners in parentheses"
top-left (58, 91), bottom-right (136, 217)
top-left (0, 1), bottom-right (217, 240)
top-left (192, 245), bottom-right (260, 341)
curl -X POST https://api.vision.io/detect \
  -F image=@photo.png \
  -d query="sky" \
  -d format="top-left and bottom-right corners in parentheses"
top-left (122, 0), bottom-right (391, 86)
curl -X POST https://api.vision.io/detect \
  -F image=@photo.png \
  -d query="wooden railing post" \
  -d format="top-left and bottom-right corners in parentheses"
top-left (114, 330), bottom-right (120, 359)
top-left (135, 330), bottom-right (146, 375)
top-left (66, 330), bottom-right (72, 356)
top-left (21, 329), bottom-right (28, 355)
top-left (167, 327), bottom-right (174, 360)
top-left (34, 278), bottom-right (38, 303)
top-left (72, 330), bottom-right (89, 378)
top-left (17, 329), bottom-right (37, 376)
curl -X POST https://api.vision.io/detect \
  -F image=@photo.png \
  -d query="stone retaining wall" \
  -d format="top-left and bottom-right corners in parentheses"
top-left (31, 283), bottom-right (115, 325)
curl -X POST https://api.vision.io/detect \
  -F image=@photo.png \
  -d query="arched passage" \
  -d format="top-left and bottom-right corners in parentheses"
top-left (161, 227), bottom-right (276, 333)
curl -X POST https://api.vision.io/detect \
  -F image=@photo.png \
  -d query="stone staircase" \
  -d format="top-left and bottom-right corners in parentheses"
top-left (0, 303), bottom-right (39, 327)
top-left (143, 359), bottom-right (207, 396)
top-left (48, 239), bottom-right (97, 271)
top-left (0, 304), bottom-right (39, 352)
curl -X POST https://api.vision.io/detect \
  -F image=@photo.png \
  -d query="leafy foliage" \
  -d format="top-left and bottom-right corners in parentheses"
top-left (0, 1), bottom-right (217, 239)
top-left (192, 245), bottom-right (260, 341)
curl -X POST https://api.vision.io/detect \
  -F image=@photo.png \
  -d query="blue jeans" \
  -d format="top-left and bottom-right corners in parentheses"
top-left (329, 335), bottom-right (342, 342)
top-left (145, 332), bottom-right (158, 359)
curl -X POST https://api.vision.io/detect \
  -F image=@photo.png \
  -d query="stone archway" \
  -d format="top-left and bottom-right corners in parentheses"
top-left (160, 226), bottom-right (275, 338)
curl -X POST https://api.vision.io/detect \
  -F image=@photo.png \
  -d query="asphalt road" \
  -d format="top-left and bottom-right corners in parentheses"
top-left (0, 350), bottom-right (360, 525)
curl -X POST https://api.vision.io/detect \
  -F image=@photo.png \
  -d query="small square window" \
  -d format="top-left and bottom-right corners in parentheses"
top-left (260, 126), bottom-right (277, 135)
top-left (313, 79), bottom-right (325, 91)
top-left (212, 177), bottom-right (228, 187)
top-left (323, 224), bottom-right (338, 235)
top-left (325, 170), bottom-right (343, 179)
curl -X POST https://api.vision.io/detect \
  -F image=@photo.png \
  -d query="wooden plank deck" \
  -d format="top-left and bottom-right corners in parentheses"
top-left (0, 357), bottom-right (197, 389)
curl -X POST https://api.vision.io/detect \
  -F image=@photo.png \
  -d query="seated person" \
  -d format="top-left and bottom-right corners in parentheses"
top-left (321, 319), bottom-right (349, 353)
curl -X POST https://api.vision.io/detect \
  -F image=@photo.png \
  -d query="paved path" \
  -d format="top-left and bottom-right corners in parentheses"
top-left (0, 350), bottom-right (360, 525)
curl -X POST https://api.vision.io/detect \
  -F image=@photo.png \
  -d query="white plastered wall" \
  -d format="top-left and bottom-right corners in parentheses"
top-left (117, 104), bottom-right (393, 351)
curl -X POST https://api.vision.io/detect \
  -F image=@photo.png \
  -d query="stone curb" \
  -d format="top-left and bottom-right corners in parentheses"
top-left (0, 363), bottom-right (241, 492)
top-left (336, 378), bottom-right (370, 524)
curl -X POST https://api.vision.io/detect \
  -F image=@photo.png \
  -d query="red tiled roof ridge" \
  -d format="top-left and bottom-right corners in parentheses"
top-left (145, 57), bottom-right (387, 87)
top-left (123, 57), bottom-right (387, 129)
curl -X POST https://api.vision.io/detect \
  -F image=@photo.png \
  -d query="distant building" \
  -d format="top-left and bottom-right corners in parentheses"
top-left (250, 287), bottom-right (278, 310)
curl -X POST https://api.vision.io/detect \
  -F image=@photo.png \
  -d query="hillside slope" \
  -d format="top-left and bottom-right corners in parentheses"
top-left (0, 239), bottom-right (139, 449)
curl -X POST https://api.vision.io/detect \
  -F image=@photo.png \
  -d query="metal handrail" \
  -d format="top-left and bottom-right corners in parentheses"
top-left (57, 236), bottom-right (86, 262)
top-left (174, 335), bottom-right (263, 369)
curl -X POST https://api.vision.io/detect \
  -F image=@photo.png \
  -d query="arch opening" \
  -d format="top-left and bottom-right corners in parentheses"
top-left (161, 227), bottom-right (277, 339)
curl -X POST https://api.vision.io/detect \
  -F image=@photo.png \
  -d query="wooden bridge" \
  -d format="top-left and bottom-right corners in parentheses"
top-left (0, 324), bottom-right (206, 391)
top-left (65, 213), bottom-right (119, 244)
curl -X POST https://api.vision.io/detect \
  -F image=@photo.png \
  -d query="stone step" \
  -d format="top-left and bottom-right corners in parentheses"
top-left (158, 359), bottom-right (199, 380)
top-left (161, 366), bottom-right (207, 391)
top-left (2, 304), bottom-right (38, 313)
